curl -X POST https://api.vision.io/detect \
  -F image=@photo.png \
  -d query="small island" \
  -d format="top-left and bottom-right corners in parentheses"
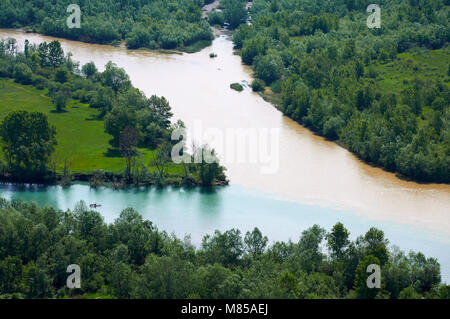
top-left (230, 82), bottom-right (244, 92)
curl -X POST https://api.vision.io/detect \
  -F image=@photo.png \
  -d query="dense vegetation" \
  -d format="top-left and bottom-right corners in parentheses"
top-left (230, 0), bottom-right (449, 183)
top-left (0, 198), bottom-right (448, 299)
top-left (0, 38), bottom-right (227, 186)
top-left (0, 0), bottom-right (216, 52)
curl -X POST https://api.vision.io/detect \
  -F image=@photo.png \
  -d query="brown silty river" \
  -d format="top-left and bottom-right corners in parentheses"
top-left (1, 29), bottom-right (449, 238)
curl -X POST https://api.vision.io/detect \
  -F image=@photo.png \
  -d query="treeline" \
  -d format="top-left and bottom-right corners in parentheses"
top-left (0, 198), bottom-right (448, 299)
top-left (232, 0), bottom-right (449, 183)
top-left (0, 38), bottom-right (227, 186)
top-left (0, 0), bottom-right (215, 52)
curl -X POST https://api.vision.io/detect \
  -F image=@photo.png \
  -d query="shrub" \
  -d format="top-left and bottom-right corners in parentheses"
top-left (13, 63), bottom-right (32, 85)
top-left (54, 68), bottom-right (69, 83)
top-left (32, 75), bottom-right (47, 90)
top-left (270, 80), bottom-right (283, 93)
top-left (208, 11), bottom-right (225, 26)
top-left (230, 83), bottom-right (243, 92)
top-left (251, 79), bottom-right (265, 92)
top-left (253, 53), bottom-right (284, 84)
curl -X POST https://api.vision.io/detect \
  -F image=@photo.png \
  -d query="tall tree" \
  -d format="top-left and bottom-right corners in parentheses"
top-left (0, 111), bottom-right (57, 178)
top-left (119, 126), bottom-right (138, 180)
top-left (327, 222), bottom-right (350, 260)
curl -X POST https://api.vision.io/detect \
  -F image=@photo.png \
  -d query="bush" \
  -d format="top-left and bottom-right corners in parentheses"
top-left (270, 80), bottom-right (283, 93)
top-left (0, 60), bottom-right (12, 78)
top-left (253, 54), bottom-right (284, 84)
top-left (13, 63), bottom-right (32, 85)
top-left (54, 68), bottom-right (69, 83)
top-left (208, 11), bottom-right (225, 26)
top-left (32, 75), bottom-right (47, 90)
top-left (230, 83), bottom-right (243, 92)
top-left (251, 79), bottom-right (265, 92)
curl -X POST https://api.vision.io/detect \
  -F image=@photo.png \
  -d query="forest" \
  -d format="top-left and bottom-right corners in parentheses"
top-left (228, 0), bottom-right (449, 183)
top-left (0, 198), bottom-right (448, 299)
top-left (0, 38), bottom-right (227, 187)
top-left (0, 0), bottom-right (216, 52)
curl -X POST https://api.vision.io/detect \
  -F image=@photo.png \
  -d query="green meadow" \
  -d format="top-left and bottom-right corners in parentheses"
top-left (0, 79), bottom-right (183, 175)
top-left (371, 47), bottom-right (450, 93)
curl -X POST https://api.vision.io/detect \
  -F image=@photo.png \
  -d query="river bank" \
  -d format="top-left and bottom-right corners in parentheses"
top-left (0, 172), bottom-right (229, 189)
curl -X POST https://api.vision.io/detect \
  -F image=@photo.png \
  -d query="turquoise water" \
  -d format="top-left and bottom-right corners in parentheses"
top-left (0, 182), bottom-right (448, 283)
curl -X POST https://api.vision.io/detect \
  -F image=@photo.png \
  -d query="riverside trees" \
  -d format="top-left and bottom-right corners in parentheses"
top-left (233, 0), bottom-right (450, 183)
top-left (0, 0), bottom-right (214, 52)
top-left (0, 198), bottom-right (446, 299)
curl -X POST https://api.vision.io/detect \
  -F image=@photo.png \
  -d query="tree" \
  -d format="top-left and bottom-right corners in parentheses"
top-left (296, 225), bottom-right (326, 273)
top-left (398, 286), bottom-right (421, 299)
top-left (197, 145), bottom-right (224, 186)
top-left (54, 68), bottom-right (69, 83)
top-left (244, 227), bottom-right (268, 257)
top-left (48, 41), bottom-right (64, 67)
top-left (408, 252), bottom-right (441, 293)
top-left (362, 227), bottom-right (389, 266)
top-left (151, 141), bottom-right (172, 181)
top-left (102, 61), bottom-right (131, 94)
top-left (354, 255), bottom-right (381, 299)
top-left (0, 111), bottom-right (57, 178)
top-left (202, 229), bottom-right (244, 267)
top-left (327, 222), bottom-right (350, 260)
top-left (223, 0), bottom-right (247, 29)
top-left (53, 91), bottom-right (69, 112)
top-left (81, 62), bottom-right (98, 79)
top-left (119, 126), bottom-right (138, 180)
top-left (13, 63), bottom-right (32, 85)
top-left (0, 256), bottom-right (22, 294)
top-left (253, 53), bottom-right (284, 84)
top-left (104, 105), bottom-right (137, 145)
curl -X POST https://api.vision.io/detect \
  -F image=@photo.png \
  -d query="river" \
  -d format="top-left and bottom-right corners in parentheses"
top-left (0, 29), bottom-right (449, 281)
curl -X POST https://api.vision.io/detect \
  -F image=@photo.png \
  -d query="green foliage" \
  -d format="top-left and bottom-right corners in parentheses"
top-left (81, 62), bottom-right (97, 79)
top-left (253, 53), bottom-right (283, 84)
top-left (13, 63), bottom-right (32, 85)
top-left (233, 0), bottom-right (450, 183)
top-left (1, 0), bottom-right (214, 52)
top-left (354, 255), bottom-right (381, 299)
top-left (101, 62), bottom-right (131, 94)
top-left (230, 82), bottom-right (244, 91)
top-left (208, 10), bottom-right (225, 26)
top-left (223, 0), bottom-right (248, 29)
top-left (327, 222), bottom-right (350, 260)
top-left (54, 68), bottom-right (69, 84)
top-left (251, 78), bottom-right (265, 92)
top-left (0, 110), bottom-right (56, 179)
top-left (398, 286), bottom-right (421, 299)
top-left (0, 203), bottom-right (444, 299)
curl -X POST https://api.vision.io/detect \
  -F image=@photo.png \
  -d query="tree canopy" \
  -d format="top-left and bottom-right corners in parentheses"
top-left (0, 198), bottom-right (446, 299)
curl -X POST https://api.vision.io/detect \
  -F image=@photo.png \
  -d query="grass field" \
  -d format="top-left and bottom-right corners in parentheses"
top-left (0, 79), bottom-right (183, 175)
top-left (371, 47), bottom-right (450, 93)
